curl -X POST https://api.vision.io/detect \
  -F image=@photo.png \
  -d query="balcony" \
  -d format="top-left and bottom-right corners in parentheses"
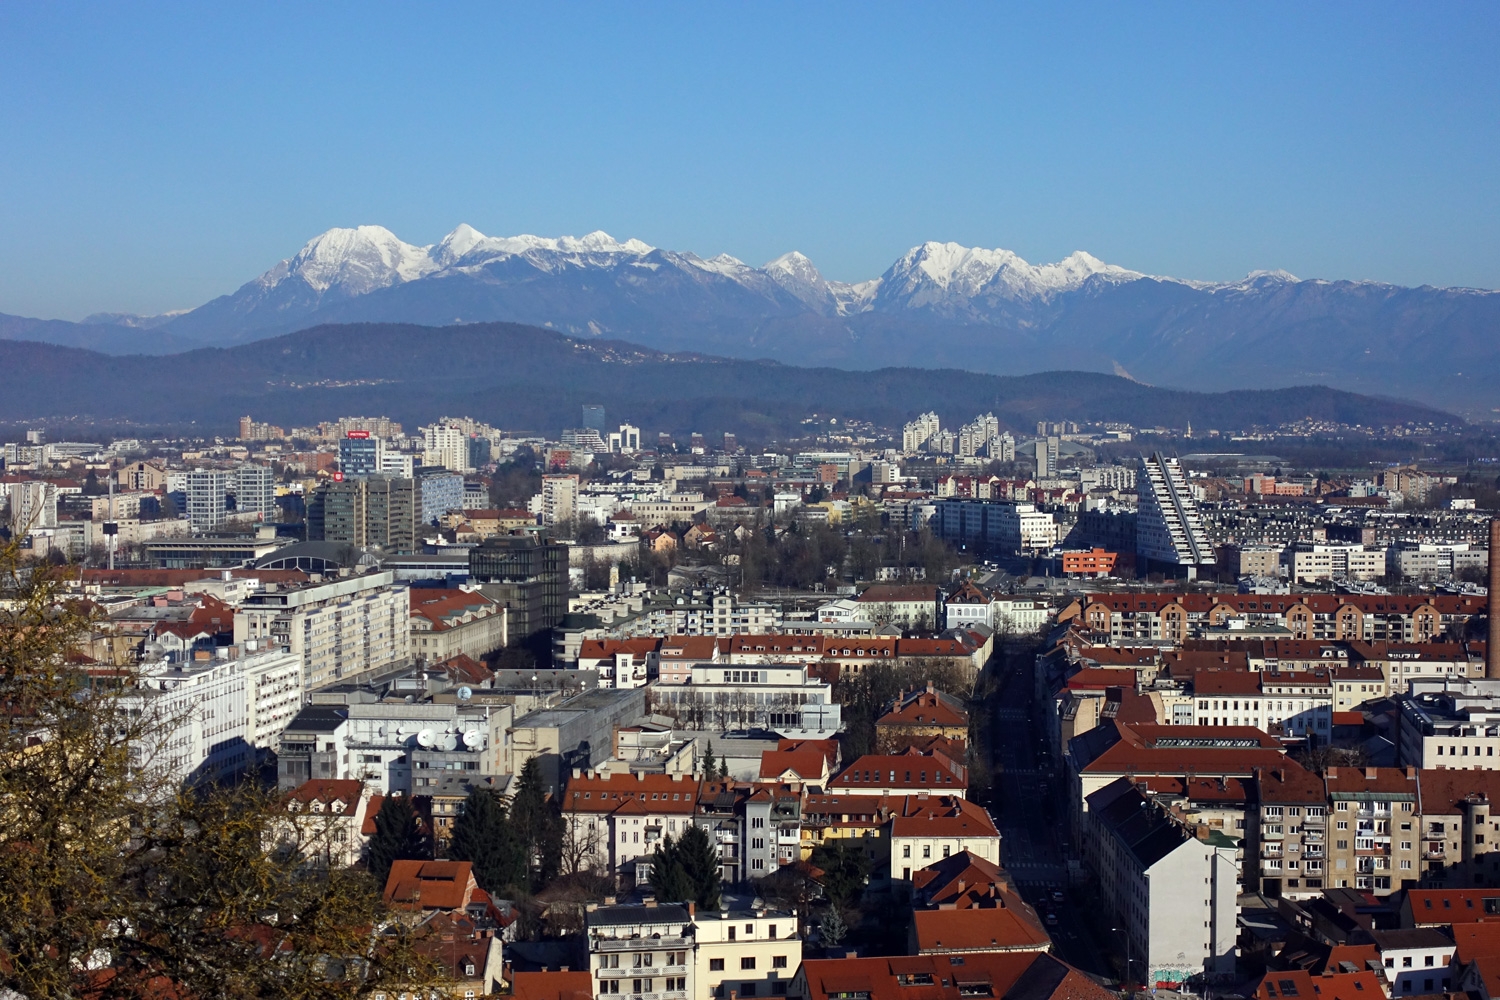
top-left (1262, 844), bottom-right (1283, 858)
top-left (1263, 829), bottom-right (1285, 841)
top-left (1304, 846), bottom-right (1324, 858)
top-left (1423, 845), bottom-right (1447, 861)
top-left (595, 936), bottom-right (692, 952)
top-left (1303, 830), bottom-right (1324, 843)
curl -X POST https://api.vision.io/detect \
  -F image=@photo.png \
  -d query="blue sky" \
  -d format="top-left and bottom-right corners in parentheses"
top-left (1, 2), bottom-right (1497, 319)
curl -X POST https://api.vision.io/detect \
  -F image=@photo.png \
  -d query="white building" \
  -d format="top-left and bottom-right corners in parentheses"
top-left (903, 412), bottom-right (941, 453)
top-left (1193, 670), bottom-right (1334, 739)
top-left (1087, 779), bottom-right (1239, 989)
top-left (185, 469), bottom-right (231, 530)
top-left (651, 662), bottom-right (841, 736)
top-left (422, 422), bottom-right (472, 473)
top-left (5, 480), bottom-right (58, 532)
top-left (234, 570), bottom-right (411, 690)
top-left (379, 450), bottom-right (415, 478)
top-left (1397, 677), bottom-right (1500, 770)
top-left (1137, 454), bottom-right (1216, 577)
top-left (608, 424), bottom-right (642, 454)
top-left (130, 642), bottom-right (299, 785)
top-left (235, 464), bottom-right (277, 521)
top-left (1389, 542), bottom-right (1487, 580)
top-left (1287, 542), bottom-right (1387, 583)
top-left (586, 902), bottom-right (696, 1000)
top-left (541, 473), bottom-right (580, 525)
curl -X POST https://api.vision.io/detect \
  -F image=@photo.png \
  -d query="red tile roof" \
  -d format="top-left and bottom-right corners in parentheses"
top-left (912, 906), bottom-right (1051, 953)
top-left (760, 749), bottom-right (830, 781)
top-left (383, 860), bottom-right (478, 911)
top-left (513, 971), bottom-right (596, 1000)
top-left (562, 772), bottom-right (700, 815)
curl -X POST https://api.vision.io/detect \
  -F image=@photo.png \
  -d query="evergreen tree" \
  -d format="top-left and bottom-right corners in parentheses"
top-left (675, 824), bottom-right (722, 910)
top-left (820, 906), bottom-right (847, 948)
top-left (365, 794), bottom-right (431, 889)
top-left (509, 757), bottom-right (562, 890)
top-left (811, 840), bottom-right (869, 910)
top-left (448, 787), bottom-right (526, 894)
top-left (702, 741), bottom-right (718, 780)
top-left (647, 835), bottom-right (693, 903)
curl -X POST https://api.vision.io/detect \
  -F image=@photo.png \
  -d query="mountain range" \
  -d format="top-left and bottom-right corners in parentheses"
top-left (5, 224), bottom-right (1498, 411)
top-left (0, 321), bottom-right (1452, 438)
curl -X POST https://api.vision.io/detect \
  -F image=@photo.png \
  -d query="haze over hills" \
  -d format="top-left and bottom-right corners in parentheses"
top-left (5, 224), bottom-right (1499, 411)
top-left (0, 321), bottom-right (1453, 438)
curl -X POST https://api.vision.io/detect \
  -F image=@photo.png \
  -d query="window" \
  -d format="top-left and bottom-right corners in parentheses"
top-left (710, 959), bottom-right (725, 972)
top-left (601, 982), bottom-right (620, 994)
top-left (743, 958), bottom-right (758, 970)
top-left (774, 956), bottom-right (789, 969)
top-left (742, 986), bottom-right (757, 998)
top-left (768, 926), bottom-right (777, 939)
top-left (903, 845), bottom-right (911, 858)
top-left (923, 845), bottom-right (931, 858)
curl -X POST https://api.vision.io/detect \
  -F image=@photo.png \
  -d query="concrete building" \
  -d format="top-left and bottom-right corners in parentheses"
top-left (542, 473), bottom-right (580, 525)
top-left (506, 686), bottom-right (648, 791)
top-left (586, 903), bottom-right (695, 1000)
top-left (5, 480), bottom-right (58, 532)
top-left (423, 422), bottom-right (472, 473)
top-left (1390, 541), bottom-right (1487, 581)
top-left (1136, 454), bottom-right (1216, 578)
top-left (469, 534), bottom-right (568, 645)
top-left (234, 464), bottom-right (277, 521)
top-left (931, 499), bottom-right (1058, 555)
top-left (314, 476), bottom-right (423, 554)
top-left (1087, 778), bottom-right (1239, 989)
top-left (650, 662), bottom-right (841, 737)
top-left (185, 469), bottom-right (232, 530)
top-left (693, 907), bottom-right (802, 1000)
top-left (1397, 678), bottom-right (1500, 770)
top-left (234, 570), bottom-right (410, 689)
top-left (1287, 542), bottom-right (1388, 583)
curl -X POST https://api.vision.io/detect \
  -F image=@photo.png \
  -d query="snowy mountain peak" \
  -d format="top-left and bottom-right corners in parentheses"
top-left (281, 225), bottom-right (437, 295)
top-left (877, 241), bottom-right (1146, 316)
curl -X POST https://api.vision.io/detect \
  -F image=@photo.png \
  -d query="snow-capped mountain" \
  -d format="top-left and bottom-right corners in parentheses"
top-left (9, 223), bottom-right (1500, 408)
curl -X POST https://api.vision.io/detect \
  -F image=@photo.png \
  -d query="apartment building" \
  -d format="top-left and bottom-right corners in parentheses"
top-left (562, 771), bottom-right (701, 875)
top-left (1324, 766), bottom-right (1420, 895)
top-left (930, 499), bottom-right (1058, 554)
top-left (1249, 763), bottom-right (1330, 898)
top-left (1137, 453), bottom-right (1216, 578)
top-left (234, 570), bottom-right (410, 689)
top-left (234, 463), bottom-right (277, 521)
top-left (693, 907), bottom-right (802, 1000)
top-left (1087, 778), bottom-right (1239, 988)
top-left (541, 473), bottom-right (580, 525)
top-left (1192, 669), bottom-right (1333, 739)
top-left (409, 587), bottom-right (507, 663)
top-left (1067, 592), bottom-right (1483, 645)
top-left (1287, 542), bottom-right (1387, 583)
top-left (587, 903), bottom-right (695, 1000)
top-left (422, 422), bottom-right (472, 473)
top-left (312, 475), bottom-right (423, 554)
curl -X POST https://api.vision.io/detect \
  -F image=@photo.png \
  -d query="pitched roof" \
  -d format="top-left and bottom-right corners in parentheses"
top-left (408, 588), bottom-right (498, 630)
top-left (878, 687), bottom-right (969, 728)
top-left (759, 749), bottom-right (830, 782)
top-left (1254, 970), bottom-right (1385, 1000)
top-left (512, 971), bottom-right (596, 1000)
top-left (832, 748), bottom-right (967, 792)
top-left (913, 906), bottom-right (1051, 953)
top-left (383, 860), bottom-right (477, 911)
top-left (285, 778), bottom-right (364, 810)
top-left (562, 772), bottom-right (700, 815)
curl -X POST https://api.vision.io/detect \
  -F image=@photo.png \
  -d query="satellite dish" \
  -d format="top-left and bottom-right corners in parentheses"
top-left (441, 734), bottom-right (459, 751)
top-left (417, 729), bottom-right (435, 748)
top-left (456, 686), bottom-right (473, 701)
top-left (462, 730), bottom-right (481, 748)
top-left (396, 727), bottom-right (410, 737)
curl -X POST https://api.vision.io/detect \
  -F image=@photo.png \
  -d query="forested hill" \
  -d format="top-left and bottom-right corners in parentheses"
top-left (0, 321), bottom-right (1455, 437)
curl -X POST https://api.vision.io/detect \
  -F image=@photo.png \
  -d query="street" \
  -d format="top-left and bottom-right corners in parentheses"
top-left (988, 640), bottom-right (1116, 979)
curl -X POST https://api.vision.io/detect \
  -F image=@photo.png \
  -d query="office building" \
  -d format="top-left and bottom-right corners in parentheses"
top-left (1033, 436), bottom-right (1059, 477)
top-left (234, 464), bottom-right (277, 521)
top-left (185, 469), bottom-right (232, 531)
top-left (419, 469), bottom-right (465, 525)
top-left (1136, 453), bottom-right (1216, 577)
top-left (338, 431), bottom-right (384, 479)
top-left (5, 480), bottom-right (58, 533)
top-left (582, 404), bottom-right (606, 432)
top-left (469, 534), bottom-right (567, 646)
top-left (315, 476), bottom-right (422, 554)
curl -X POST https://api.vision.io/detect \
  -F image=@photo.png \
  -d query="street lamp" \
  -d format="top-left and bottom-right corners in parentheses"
top-left (1111, 926), bottom-right (1135, 997)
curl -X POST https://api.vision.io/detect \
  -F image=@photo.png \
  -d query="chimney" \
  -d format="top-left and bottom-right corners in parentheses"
top-left (1490, 518), bottom-right (1500, 679)
top-left (688, 901), bottom-right (696, 916)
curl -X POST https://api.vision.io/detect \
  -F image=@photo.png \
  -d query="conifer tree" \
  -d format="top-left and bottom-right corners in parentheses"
top-left (508, 757), bottom-right (563, 890)
top-left (448, 786), bottom-right (527, 894)
top-left (366, 794), bottom-right (430, 888)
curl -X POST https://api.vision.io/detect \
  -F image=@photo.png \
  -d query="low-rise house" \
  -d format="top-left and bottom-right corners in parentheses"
top-left (875, 683), bottom-right (969, 752)
top-left (280, 778), bottom-right (376, 868)
top-left (830, 746), bottom-right (968, 799)
top-left (409, 587), bottom-right (507, 663)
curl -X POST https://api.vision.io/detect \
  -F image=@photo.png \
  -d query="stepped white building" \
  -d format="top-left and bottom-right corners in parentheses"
top-left (1136, 453), bottom-right (1216, 577)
